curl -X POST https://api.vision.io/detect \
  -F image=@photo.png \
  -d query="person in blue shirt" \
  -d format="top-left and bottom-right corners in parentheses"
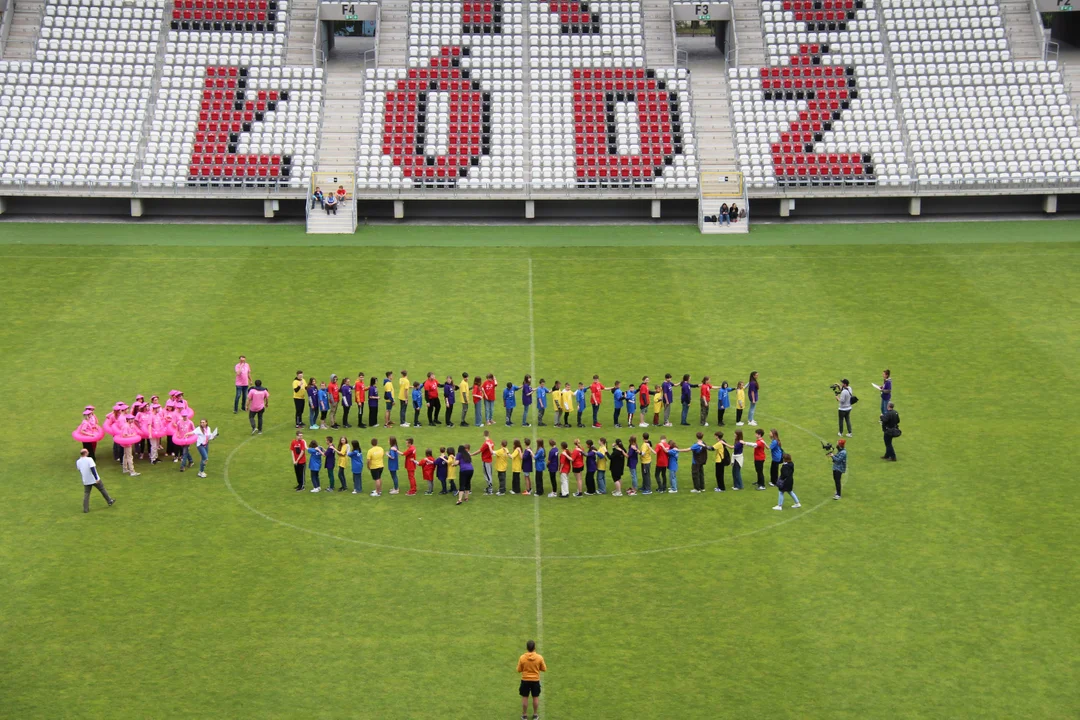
top-left (366, 378), bottom-right (380, 428)
top-left (317, 382), bottom-right (330, 430)
top-left (307, 440), bottom-right (324, 492)
top-left (627, 437), bottom-right (639, 494)
top-left (443, 376), bottom-right (456, 427)
top-left (546, 441), bottom-right (559, 497)
top-left (503, 381), bottom-right (521, 426)
top-left (679, 374), bottom-right (699, 426)
top-left (521, 375), bottom-right (533, 427)
top-left (347, 439), bottom-right (365, 493)
top-left (624, 386), bottom-right (637, 427)
top-left (340, 378), bottom-right (354, 428)
top-left (611, 381), bottom-right (625, 427)
top-left (716, 381), bottom-right (732, 426)
top-left (768, 428), bottom-right (783, 487)
top-left (387, 437), bottom-right (401, 494)
top-left (534, 439), bottom-right (547, 494)
top-left (574, 383), bottom-right (586, 428)
top-left (535, 379), bottom-right (549, 427)
top-left (827, 438), bottom-right (847, 499)
top-left (411, 382), bottom-right (424, 427)
top-left (323, 434), bottom-right (339, 490)
top-left (661, 374), bottom-right (675, 426)
top-left (667, 440), bottom-right (684, 493)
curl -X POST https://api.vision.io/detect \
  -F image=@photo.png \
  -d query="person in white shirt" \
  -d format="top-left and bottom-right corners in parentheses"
top-left (77, 449), bottom-right (114, 513)
top-left (193, 419), bottom-right (218, 478)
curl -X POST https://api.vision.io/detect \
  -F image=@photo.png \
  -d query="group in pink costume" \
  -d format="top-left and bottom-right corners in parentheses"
top-left (74, 390), bottom-right (198, 476)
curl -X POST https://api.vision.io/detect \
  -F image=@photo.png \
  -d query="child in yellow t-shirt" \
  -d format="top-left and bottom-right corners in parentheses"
top-left (551, 381), bottom-right (563, 427)
top-left (651, 386), bottom-right (664, 426)
top-left (735, 381), bottom-right (747, 426)
top-left (560, 385), bottom-right (574, 426)
top-left (397, 371), bottom-right (411, 426)
top-left (494, 440), bottom-right (510, 495)
top-left (447, 450), bottom-right (459, 494)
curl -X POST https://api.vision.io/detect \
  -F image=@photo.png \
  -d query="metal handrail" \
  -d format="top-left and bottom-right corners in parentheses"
top-left (878, 8), bottom-right (915, 190)
top-left (133, 3), bottom-right (173, 185)
top-left (0, 2), bottom-right (14, 57)
top-left (725, 8), bottom-right (739, 69)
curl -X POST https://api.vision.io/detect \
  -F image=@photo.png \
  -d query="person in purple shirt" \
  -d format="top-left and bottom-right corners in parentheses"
top-left (584, 439), bottom-right (598, 495)
top-left (521, 374), bottom-right (533, 427)
top-left (443, 376), bottom-right (456, 427)
top-left (679, 373), bottom-right (699, 426)
top-left (875, 369), bottom-right (892, 415)
top-left (455, 444), bottom-right (474, 505)
top-left (661, 374), bottom-right (675, 427)
top-left (747, 371), bottom-right (760, 427)
top-left (547, 441), bottom-right (559, 498)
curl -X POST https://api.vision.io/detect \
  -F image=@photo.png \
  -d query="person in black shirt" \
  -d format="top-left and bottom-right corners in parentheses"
top-left (880, 402), bottom-right (900, 461)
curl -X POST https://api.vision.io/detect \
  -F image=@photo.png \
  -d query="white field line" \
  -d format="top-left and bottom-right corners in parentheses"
top-left (528, 257), bottom-right (545, 696)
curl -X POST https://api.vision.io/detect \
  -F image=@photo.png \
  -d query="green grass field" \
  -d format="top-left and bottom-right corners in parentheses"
top-left (1, 220), bottom-right (1078, 719)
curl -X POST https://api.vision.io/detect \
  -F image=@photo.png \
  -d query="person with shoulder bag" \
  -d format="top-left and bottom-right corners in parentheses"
top-left (836, 378), bottom-right (855, 437)
top-left (880, 402), bottom-right (900, 461)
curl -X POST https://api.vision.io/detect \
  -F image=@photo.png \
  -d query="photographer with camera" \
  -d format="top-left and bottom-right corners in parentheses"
top-left (833, 379), bottom-right (854, 437)
top-left (826, 438), bottom-right (847, 499)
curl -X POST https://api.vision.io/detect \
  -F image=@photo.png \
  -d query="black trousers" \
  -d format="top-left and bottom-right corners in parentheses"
top-left (717, 406), bottom-right (726, 425)
top-left (883, 432), bottom-right (896, 460)
top-left (754, 459), bottom-right (765, 487)
top-left (536, 471), bottom-right (545, 495)
top-left (770, 460), bottom-right (780, 486)
top-left (548, 469), bottom-right (556, 492)
top-left (445, 404), bottom-right (454, 426)
top-left (714, 463), bottom-right (726, 491)
top-left (838, 409), bottom-right (851, 434)
top-left (691, 464), bottom-right (705, 491)
top-left (342, 403), bottom-right (351, 426)
top-left (512, 472), bottom-right (521, 494)
top-left (736, 408), bottom-right (744, 423)
top-left (82, 442), bottom-right (97, 460)
top-left (248, 409), bottom-right (264, 431)
top-left (293, 398), bottom-right (304, 426)
top-left (833, 470), bottom-right (843, 496)
top-left (368, 405), bottom-right (378, 427)
top-left (655, 467), bottom-right (668, 492)
top-left (413, 408), bottom-right (421, 426)
top-left (585, 470), bottom-right (596, 494)
top-left (427, 397), bottom-right (440, 425)
top-left (294, 463), bottom-right (305, 489)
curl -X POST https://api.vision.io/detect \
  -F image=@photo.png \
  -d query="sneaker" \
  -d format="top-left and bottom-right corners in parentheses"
top-left (846, 433), bottom-right (852, 438)
top-left (704, 422), bottom-right (710, 427)
top-left (642, 490), bottom-right (652, 495)
top-left (585, 491), bottom-right (594, 496)
top-left (735, 422), bottom-right (744, 426)
top-left (538, 422), bottom-right (547, 427)
top-left (107, 499), bottom-right (115, 506)
top-left (251, 428), bottom-right (258, 435)
top-left (838, 433), bottom-right (843, 437)
top-left (509, 491), bottom-right (516, 495)
top-left (258, 431), bottom-right (262, 435)
top-left (592, 423), bottom-right (601, 429)
top-left (772, 505), bottom-right (782, 510)
top-left (522, 423), bottom-right (531, 428)
top-left (733, 486), bottom-right (742, 491)
top-left (352, 490), bottom-right (359, 494)
top-left (638, 422), bottom-right (648, 428)
top-left (749, 421), bottom-right (758, 427)
top-left (715, 488), bottom-right (725, 492)
top-left (612, 491), bottom-right (623, 496)
top-left (522, 491), bottom-right (530, 496)
top-left (131, 472), bottom-right (142, 477)
top-left (406, 491), bottom-right (417, 496)
top-left (311, 487), bottom-right (321, 493)
top-left (614, 423), bottom-right (622, 428)
top-left (690, 489), bottom-right (700, 493)
top-left (370, 491), bottom-right (379, 496)
top-left (197, 472), bottom-right (206, 478)
top-left (833, 494), bottom-right (841, 500)
top-left (668, 489), bottom-right (677, 493)
top-left (793, 503), bottom-right (801, 508)
top-left (173, 458), bottom-right (179, 463)
top-left (664, 422), bottom-right (673, 427)
top-left (548, 492), bottom-right (557, 498)
top-left (424, 491), bottom-right (433, 495)
top-left (496, 492), bottom-right (505, 496)
top-left (389, 489), bottom-right (399, 495)
top-left (574, 492), bottom-right (584, 497)
top-left (756, 485), bottom-right (765, 491)
top-left (295, 487), bottom-right (304, 492)
top-left (309, 425), bottom-right (319, 430)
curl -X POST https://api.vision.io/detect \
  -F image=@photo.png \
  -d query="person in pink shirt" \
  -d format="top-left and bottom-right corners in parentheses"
top-left (234, 355), bottom-right (251, 413)
top-left (246, 379), bottom-right (270, 435)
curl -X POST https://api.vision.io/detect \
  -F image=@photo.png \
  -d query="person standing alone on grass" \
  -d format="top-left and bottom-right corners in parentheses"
top-left (233, 355), bottom-right (250, 413)
top-left (292, 371), bottom-right (306, 429)
top-left (836, 378), bottom-right (853, 437)
top-left (247, 380), bottom-right (269, 435)
top-left (516, 639), bottom-right (546, 720)
top-left (881, 402), bottom-right (900, 461)
top-left (77, 449), bottom-right (114, 513)
top-left (828, 438), bottom-right (846, 499)
top-left (874, 369), bottom-right (892, 416)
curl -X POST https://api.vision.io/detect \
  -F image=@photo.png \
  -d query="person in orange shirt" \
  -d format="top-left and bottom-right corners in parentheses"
top-left (516, 639), bottom-right (547, 720)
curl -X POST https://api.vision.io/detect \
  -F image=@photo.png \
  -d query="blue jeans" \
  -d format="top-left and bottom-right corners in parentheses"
top-left (522, 406), bottom-right (530, 425)
top-left (881, 398), bottom-right (888, 415)
top-left (180, 446), bottom-right (193, 469)
top-left (597, 469), bottom-right (606, 494)
top-left (234, 385), bottom-right (248, 412)
top-left (352, 472), bottom-right (363, 492)
top-left (748, 402), bottom-right (757, 423)
top-left (732, 462), bottom-right (743, 489)
top-left (669, 468), bottom-right (678, 491)
top-left (629, 467), bottom-right (638, 490)
top-left (777, 490), bottom-right (799, 506)
top-left (197, 444), bottom-right (208, 472)
top-left (506, 408), bottom-right (514, 425)
top-left (681, 402), bottom-right (690, 424)
top-left (474, 403), bottom-right (482, 426)
top-left (720, 212), bottom-right (730, 225)
top-left (310, 469), bottom-right (320, 488)
top-left (309, 407), bottom-right (318, 426)
top-left (484, 399), bottom-right (494, 423)
top-left (390, 470), bottom-right (399, 490)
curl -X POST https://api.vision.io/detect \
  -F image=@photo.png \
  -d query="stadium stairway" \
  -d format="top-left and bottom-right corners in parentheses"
top-left (284, 0), bottom-right (319, 66)
top-left (316, 58), bottom-right (364, 174)
top-left (998, 0), bottom-right (1043, 61)
top-left (642, 0), bottom-right (676, 66)
top-left (3, 0), bottom-right (45, 60)
top-left (685, 36), bottom-right (737, 173)
top-left (376, 0), bottom-right (408, 67)
top-left (730, 0), bottom-right (765, 66)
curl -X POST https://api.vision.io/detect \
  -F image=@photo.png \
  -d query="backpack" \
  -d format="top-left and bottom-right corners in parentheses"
top-left (722, 446), bottom-right (731, 466)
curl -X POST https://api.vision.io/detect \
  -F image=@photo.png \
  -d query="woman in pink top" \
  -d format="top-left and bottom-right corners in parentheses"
top-left (246, 379), bottom-right (270, 435)
top-left (234, 355), bottom-right (251, 413)
top-left (118, 416), bottom-right (142, 477)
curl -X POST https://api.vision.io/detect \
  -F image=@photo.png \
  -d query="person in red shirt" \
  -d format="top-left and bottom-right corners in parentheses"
top-left (476, 430), bottom-right (495, 494)
top-left (481, 373), bottom-right (498, 425)
top-left (558, 441), bottom-right (572, 497)
top-left (423, 372), bottom-right (441, 426)
top-left (588, 375), bottom-right (607, 428)
top-left (404, 438), bottom-right (418, 495)
top-left (752, 428), bottom-right (767, 490)
top-left (420, 448), bottom-right (436, 495)
top-left (699, 376), bottom-right (714, 427)
top-left (571, 439), bottom-right (585, 496)
top-left (290, 431), bottom-right (307, 491)
top-left (638, 377), bottom-right (651, 428)
top-left (327, 375), bottom-right (341, 428)
top-left (654, 435), bottom-right (670, 492)
top-left (472, 377), bottom-right (484, 427)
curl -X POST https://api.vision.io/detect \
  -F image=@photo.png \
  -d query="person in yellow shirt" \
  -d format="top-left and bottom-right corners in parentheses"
top-left (650, 386), bottom-right (664, 426)
top-left (397, 369), bottom-right (411, 426)
top-left (457, 372), bottom-right (471, 426)
top-left (447, 448), bottom-right (459, 494)
top-left (382, 372), bottom-right (395, 428)
top-left (639, 432), bottom-right (654, 494)
top-left (494, 440), bottom-right (510, 495)
top-left (712, 431), bottom-right (733, 492)
top-left (517, 639), bottom-right (547, 719)
top-left (510, 439), bottom-right (523, 494)
top-left (735, 380), bottom-right (747, 426)
top-left (596, 438), bottom-right (609, 494)
top-left (291, 370), bottom-right (306, 429)
top-left (560, 384), bottom-right (574, 427)
top-left (366, 437), bottom-right (386, 497)
top-left (551, 381), bottom-right (563, 427)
